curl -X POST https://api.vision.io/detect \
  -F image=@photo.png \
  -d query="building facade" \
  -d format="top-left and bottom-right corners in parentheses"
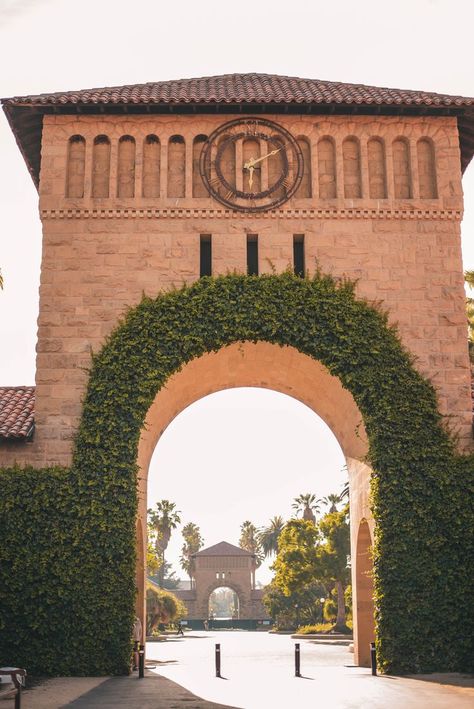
top-left (2, 74), bottom-right (474, 666)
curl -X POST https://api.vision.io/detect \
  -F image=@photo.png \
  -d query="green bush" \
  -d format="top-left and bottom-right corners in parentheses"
top-left (1, 272), bottom-right (473, 675)
top-left (146, 583), bottom-right (186, 634)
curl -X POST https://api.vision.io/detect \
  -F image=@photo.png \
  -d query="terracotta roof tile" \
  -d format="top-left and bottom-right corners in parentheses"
top-left (3, 73), bottom-right (474, 187)
top-left (194, 541), bottom-right (254, 557)
top-left (0, 386), bottom-right (35, 440)
top-left (4, 73), bottom-right (474, 108)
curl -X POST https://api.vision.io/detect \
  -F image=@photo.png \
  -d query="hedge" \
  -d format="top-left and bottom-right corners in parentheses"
top-left (0, 271), bottom-right (473, 674)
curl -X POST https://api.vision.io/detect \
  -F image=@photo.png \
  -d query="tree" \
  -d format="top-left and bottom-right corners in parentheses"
top-left (339, 480), bottom-right (349, 503)
top-left (258, 515), bottom-right (285, 558)
top-left (239, 520), bottom-right (264, 567)
top-left (148, 500), bottom-right (181, 586)
top-left (273, 519), bottom-right (321, 595)
top-left (465, 270), bottom-right (474, 362)
top-left (317, 506), bottom-right (351, 631)
top-left (292, 493), bottom-right (321, 523)
top-left (322, 494), bottom-right (341, 513)
top-left (180, 522), bottom-right (204, 586)
top-left (146, 535), bottom-right (162, 576)
top-left (146, 582), bottom-right (186, 634)
top-left (263, 578), bottom-right (326, 629)
top-left (273, 511), bottom-right (351, 632)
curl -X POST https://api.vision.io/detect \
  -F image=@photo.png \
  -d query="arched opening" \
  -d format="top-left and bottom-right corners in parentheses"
top-left (209, 587), bottom-right (240, 621)
top-left (136, 340), bottom-right (371, 661)
top-left (91, 135), bottom-right (111, 198)
top-left (66, 135), bottom-right (85, 198)
top-left (353, 518), bottom-right (375, 667)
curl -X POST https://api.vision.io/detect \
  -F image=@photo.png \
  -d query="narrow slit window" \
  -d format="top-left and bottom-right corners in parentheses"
top-left (200, 234), bottom-right (212, 277)
top-left (247, 234), bottom-right (258, 276)
top-left (293, 234), bottom-right (305, 277)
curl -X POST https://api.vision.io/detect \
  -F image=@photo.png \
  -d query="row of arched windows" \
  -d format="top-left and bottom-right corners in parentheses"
top-left (65, 133), bottom-right (438, 201)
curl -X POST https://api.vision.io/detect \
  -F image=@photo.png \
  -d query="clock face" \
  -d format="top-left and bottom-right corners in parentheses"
top-left (199, 118), bottom-right (304, 212)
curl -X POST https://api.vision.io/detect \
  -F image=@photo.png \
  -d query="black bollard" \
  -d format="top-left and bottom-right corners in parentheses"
top-left (215, 643), bottom-right (221, 678)
top-left (138, 644), bottom-right (145, 679)
top-left (295, 643), bottom-right (301, 677)
top-left (370, 642), bottom-right (377, 676)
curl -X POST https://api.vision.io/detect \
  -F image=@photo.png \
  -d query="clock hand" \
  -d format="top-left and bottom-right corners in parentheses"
top-left (248, 165), bottom-right (254, 191)
top-left (244, 148), bottom-right (282, 170)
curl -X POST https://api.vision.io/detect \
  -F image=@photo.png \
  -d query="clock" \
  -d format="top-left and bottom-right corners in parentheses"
top-left (199, 118), bottom-right (304, 212)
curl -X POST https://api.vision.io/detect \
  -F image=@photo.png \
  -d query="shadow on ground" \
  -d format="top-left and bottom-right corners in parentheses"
top-left (61, 672), bottom-right (238, 708)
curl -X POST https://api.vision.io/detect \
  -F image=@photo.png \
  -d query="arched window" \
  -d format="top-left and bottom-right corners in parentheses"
top-left (417, 138), bottom-right (437, 198)
top-left (142, 135), bottom-right (160, 198)
top-left (66, 135), bottom-right (85, 198)
top-left (217, 135), bottom-right (236, 190)
top-left (91, 135), bottom-right (111, 198)
top-left (167, 135), bottom-right (186, 198)
top-left (295, 137), bottom-right (312, 198)
top-left (117, 135), bottom-right (136, 198)
top-left (343, 137), bottom-right (362, 198)
top-left (193, 135), bottom-right (208, 197)
top-left (392, 138), bottom-right (412, 198)
top-left (317, 137), bottom-right (336, 199)
top-left (367, 138), bottom-right (387, 199)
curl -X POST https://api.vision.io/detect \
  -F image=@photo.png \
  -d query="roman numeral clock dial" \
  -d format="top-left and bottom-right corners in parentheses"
top-left (199, 118), bottom-right (304, 212)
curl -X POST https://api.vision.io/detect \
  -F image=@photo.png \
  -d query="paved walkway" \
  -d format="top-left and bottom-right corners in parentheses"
top-left (148, 631), bottom-right (474, 709)
top-left (20, 631), bottom-right (474, 708)
top-left (22, 673), bottom-right (236, 709)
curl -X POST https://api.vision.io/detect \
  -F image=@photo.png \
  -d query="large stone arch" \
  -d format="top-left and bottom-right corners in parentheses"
top-left (136, 340), bottom-right (371, 658)
top-left (72, 272), bottom-right (462, 674)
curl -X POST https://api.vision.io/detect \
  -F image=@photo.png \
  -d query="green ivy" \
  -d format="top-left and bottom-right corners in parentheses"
top-left (0, 272), bottom-right (473, 675)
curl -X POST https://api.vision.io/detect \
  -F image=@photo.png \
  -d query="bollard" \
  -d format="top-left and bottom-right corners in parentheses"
top-left (370, 642), bottom-right (377, 676)
top-left (138, 644), bottom-right (145, 679)
top-left (295, 643), bottom-right (301, 677)
top-left (215, 643), bottom-right (221, 678)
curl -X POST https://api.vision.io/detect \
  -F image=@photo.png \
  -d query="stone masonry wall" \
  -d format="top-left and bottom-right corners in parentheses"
top-left (1, 112), bottom-right (471, 467)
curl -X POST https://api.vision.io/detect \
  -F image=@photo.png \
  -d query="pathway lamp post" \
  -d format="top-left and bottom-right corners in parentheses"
top-left (295, 603), bottom-right (300, 630)
top-left (320, 597), bottom-right (325, 624)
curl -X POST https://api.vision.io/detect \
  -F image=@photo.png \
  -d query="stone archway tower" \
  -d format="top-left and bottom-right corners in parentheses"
top-left (175, 541), bottom-right (268, 621)
top-left (2, 74), bottom-right (474, 666)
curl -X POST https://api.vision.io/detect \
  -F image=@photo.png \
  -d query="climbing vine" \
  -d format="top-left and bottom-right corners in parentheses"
top-left (0, 272), bottom-right (473, 674)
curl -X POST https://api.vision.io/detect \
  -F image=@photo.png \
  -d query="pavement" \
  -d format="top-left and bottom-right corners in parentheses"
top-left (20, 631), bottom-right (474, 709)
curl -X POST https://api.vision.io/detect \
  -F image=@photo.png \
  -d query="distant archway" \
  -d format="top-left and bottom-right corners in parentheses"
top-left (209, 586), bottom-right (240, 620)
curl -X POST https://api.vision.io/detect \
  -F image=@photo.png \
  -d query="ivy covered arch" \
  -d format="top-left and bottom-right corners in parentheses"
top-left (3, 271), bottom-right (470, 676)
top-left (68, 271), bottom-right (473, 675)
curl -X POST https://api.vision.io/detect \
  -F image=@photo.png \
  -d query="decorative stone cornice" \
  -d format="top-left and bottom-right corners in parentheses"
top-left (40, 207), bottom-right (463, 221)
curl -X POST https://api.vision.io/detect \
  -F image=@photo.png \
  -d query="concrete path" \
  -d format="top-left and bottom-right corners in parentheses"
top-left (19, 631), bottom-right (474, 708)
top-left (148, 630), bottom-right (474, 709)
top-left (21, 673), bottom-right (236, 709)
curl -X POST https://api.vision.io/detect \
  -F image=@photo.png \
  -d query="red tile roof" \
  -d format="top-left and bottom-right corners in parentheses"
top-left (194, 541), bottom-right (254, 557)
top-left (2, 74), bottom-right (474, 187)
top-left (0, 387), bottom-right (35, 440)
top-left (4, 73), bottom-right (474, 108)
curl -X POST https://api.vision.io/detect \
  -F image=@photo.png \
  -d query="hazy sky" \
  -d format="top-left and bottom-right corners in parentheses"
top-left (1, 0), bottom-right (473, 583)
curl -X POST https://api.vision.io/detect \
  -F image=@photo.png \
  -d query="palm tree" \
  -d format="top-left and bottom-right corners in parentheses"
top-left (322, 494), bottom-right (341, 513)
top-left (292, 494), bottom-right (321, 523)
top-left (239, 520), bottom-right (264, 567)
top-left (339, 481), bottom-right (349, 503)
top-left (148, 500), bottom-right (181, 586)
top-left (180, 522), bottom-right (203, 588)
top-left (258, 516), bottom-right (285, 558)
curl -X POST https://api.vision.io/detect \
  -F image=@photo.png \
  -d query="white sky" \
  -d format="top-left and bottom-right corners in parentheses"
top-left (1, 0), bottom-right (473, 583)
